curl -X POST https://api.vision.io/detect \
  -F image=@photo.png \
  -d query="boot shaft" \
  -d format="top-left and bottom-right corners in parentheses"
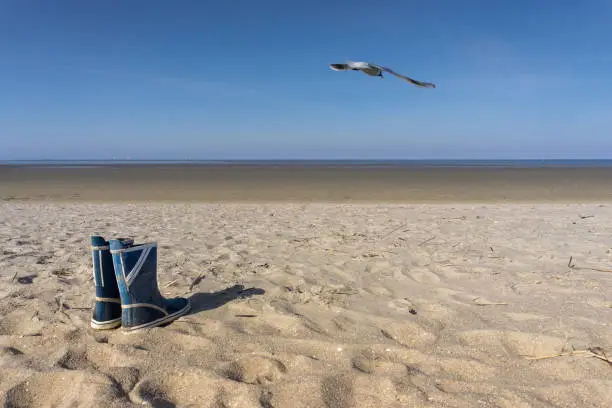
top-left (109, 239), bottom-right (164, 306)
top-left (109, 238), bottom-right (191, 331)
top-left (91, 235), bottom-right (123, 299)
top-left (90, 235), bottom-right (127, 330)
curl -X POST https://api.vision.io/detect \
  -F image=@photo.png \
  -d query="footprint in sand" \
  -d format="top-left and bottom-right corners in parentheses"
top-left (129, 379), bottom-right (176, 407)
top-left (1, 346), bottom-right (28, 371)
top-left (0, 309), bottom-right (45, 337)
top-left (3, 371), bottom-right (123, 408)
top-left (387, 298), bottom-right (417, 314)
top-left (223, 354), bottom-right (287, 385)
top-left (380, 321), bottom-right (437, 348)
top-left (351, 356), bottom-right (407, 377)
top-left (322, 373), bottom-right (413, 408)
top-left (321, 373), bottom-right (355, 408)
top-left (54, 346), bottom-right (91, 370)
top-left (102, 366), bottom-right (141, 396)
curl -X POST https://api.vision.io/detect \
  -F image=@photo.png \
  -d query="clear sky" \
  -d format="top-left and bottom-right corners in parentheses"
top-left (1, 0), bottom-right (611, 160)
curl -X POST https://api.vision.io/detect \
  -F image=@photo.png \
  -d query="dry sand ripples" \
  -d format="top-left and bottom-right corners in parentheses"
top-left (1, 203), bottom-right (611, 407)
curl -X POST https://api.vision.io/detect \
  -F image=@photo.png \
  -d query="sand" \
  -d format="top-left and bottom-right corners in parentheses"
top-left (3, 164), bottom-right (612, 202)
top-left (1, 202), bottom-right (611, 407)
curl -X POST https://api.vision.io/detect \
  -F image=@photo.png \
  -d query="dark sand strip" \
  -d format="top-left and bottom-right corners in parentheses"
top-left (2, 165), bottom-right (612, 203)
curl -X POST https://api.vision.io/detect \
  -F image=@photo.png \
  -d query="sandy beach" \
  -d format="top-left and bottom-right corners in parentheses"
top-left (1, 199), bottom-right (611, 407)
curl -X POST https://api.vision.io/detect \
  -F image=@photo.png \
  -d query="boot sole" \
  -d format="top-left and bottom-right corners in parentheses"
top-left (91, 317), bottom-right (122, 330)
top-left (121, 301), bottom-right (192, 333)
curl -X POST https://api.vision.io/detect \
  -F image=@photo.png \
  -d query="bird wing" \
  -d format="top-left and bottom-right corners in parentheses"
top-left (361, 67), bottom-right (382, 76)
top-left (330, 63), bottom-right (351, 71)
top-left (371, 64), bottom-right (436, 88)
top-left (346, 61), bottom-right (369, 69)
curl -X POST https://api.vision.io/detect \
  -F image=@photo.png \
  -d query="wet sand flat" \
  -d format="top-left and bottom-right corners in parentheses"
top-left (2, 164), bottom-right (612, 202)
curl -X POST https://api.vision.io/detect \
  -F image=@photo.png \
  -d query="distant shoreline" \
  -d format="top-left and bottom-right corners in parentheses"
top-left (2, 159), bottom-right (612, 170)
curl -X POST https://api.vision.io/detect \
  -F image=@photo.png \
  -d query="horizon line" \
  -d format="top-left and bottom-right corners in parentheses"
top-left (2, 158), bottom-right (612, 162)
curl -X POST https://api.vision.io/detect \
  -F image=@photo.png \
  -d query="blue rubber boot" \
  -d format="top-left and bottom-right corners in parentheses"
top-left (109, 238), bottom-right (191, 332)
top-left (90, 235), bottom-right (128, 330)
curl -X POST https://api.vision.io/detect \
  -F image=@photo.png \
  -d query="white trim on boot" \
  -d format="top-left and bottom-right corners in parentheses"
top-left (90, 316), bottom-right (122, 330)
top-left (121, 301), bottom-right (191, 332)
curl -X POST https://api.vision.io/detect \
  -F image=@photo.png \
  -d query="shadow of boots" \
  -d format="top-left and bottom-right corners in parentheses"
top-left (187, 284), bottom-right (265, 315)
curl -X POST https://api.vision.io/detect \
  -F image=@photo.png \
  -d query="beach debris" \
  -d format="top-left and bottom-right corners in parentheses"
top-left (525, 347), bottom-right (611, 366)
top-left (568, 256), bottom-right (612, 273)
top-left (2, 346), bottom-right (24, 356)
top-left (66, 305), bottom-right (92, 311)
top-left (418, 236), bottom-right (436, 246)
top-left (472, 297), bottom-right (508, 306)
top-left (189, 275), bottom-right (205, 291)
top-left (331, 289), bottom-right (359, 296)
top-left (441, 216), bottom-right (467, 221)
top-left (580, 266), bottom-right (612, 273)
top-left (16, 274), bottom-right (36, 284)
top-left (36, 255), bottom-right (52, 264)
top-left (381, 223), bottom-right (407, 239)
top-left (235, 314), bottom-right (257, 318)
top-left (56, 296), bottom-right (67, 313)
top-left (163, 279), bottom-right (178, 288)
top-left (409, 309), bottom-right (417, 315)
top-left (329, 61), bottom-right (436, 88)
top-left (52, 267), bottom-right (72, 277)
top-left (579, 214), bottom-right (595, 219)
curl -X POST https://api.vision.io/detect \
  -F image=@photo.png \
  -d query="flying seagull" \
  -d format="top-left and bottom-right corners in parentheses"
top-left (329, 61), bottom-right (436, 88)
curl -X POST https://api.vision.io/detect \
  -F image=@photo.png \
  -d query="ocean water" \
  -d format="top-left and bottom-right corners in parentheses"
top-left (2, 159), bottom-right (612, 168)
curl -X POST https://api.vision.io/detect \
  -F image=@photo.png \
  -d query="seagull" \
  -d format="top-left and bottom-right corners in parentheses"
top-left (329, 61), bottom-right (436, 88)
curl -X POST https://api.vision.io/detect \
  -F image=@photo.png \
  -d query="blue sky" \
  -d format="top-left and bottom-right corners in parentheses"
top-left (1, 0), bottom-right (611, 160)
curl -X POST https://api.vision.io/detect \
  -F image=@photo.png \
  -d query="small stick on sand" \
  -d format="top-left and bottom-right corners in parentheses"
top-left (581, 267), bottom-right (612, 273)
top-left (189, 275), bottom-right (205, 291)
top-left (472, 297), bottom-right (508, 306)
top-left (381, 223), bottom-right (406, 239)
top-left (67, 306), bottom-right (92, 311)
top-left (163, 279), bottom-right (178, 288)
top-left (332, 290), bottom-right (359, 295)
top-left (56, 296), bottom-right (65, 313)
top-left (418, 236), bottom-right (436, 246)
top-left (568, 258), bottom-right (612, 273)
top-left (525, 348), bottom-right (611, 365)
top-left (525, 350), bottom-right (591, 360)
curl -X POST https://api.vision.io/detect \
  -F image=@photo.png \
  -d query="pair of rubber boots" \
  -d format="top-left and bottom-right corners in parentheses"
top-left (90, 236), bottom-right (190, 332)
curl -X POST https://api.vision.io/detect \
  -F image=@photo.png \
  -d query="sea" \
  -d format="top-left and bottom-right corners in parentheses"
top-left (1, 159), bottom-right (612, 169)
